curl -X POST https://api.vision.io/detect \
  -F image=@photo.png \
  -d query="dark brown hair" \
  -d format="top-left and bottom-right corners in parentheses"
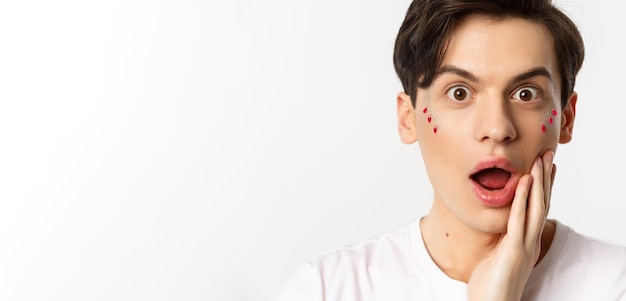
top-left (393, 0), bottom-right (585, 107)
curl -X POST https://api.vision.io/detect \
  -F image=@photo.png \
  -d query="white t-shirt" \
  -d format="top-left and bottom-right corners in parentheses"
top-left (274, 219), bottom-right (626, 300)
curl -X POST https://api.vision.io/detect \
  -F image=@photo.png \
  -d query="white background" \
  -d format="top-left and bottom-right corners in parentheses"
top-left (0, 0), bottom-right (624, 300)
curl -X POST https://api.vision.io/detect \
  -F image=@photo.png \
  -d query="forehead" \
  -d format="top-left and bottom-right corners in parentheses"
top-left (443, 15), bottom-right (558, 82)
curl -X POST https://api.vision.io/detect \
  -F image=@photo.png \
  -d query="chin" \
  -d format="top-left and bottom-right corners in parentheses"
top-left (468, 207), bottom-right (511, 234)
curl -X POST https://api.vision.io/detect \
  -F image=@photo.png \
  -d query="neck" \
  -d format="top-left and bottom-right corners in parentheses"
top-left (420, 213), bottom-right (500, 283)
top-left (420, 199), bottom-right (556, 283)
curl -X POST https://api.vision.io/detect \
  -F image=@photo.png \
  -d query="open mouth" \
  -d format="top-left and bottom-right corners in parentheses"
top-left (471, 168), bottom-right (512, 191)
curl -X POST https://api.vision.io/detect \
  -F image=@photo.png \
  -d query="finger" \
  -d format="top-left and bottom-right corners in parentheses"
top-left (542, 151), bottom-right (554, 205)
top-left (525, 156), bottom-right (545, 250)
top-left (550, 163), bottom-right (556, 192)
top-left (507, 174), bottom-right (533, 241)
top-left (548, 163), bottom-right (556, 214)
top-left (541, 151), bottom-right (554, 222)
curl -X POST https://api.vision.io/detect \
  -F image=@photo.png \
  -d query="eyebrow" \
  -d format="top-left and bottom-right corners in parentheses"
top-left (436, 65), bottom-right (479, 83)
top-left (511, 67), bottom-right (553, 83)
top-left (435, 65), bottom-right (554, 84)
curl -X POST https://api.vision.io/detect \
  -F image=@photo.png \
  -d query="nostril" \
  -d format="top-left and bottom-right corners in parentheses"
top-left (473, 107), bottom-right (517, 142)
top-left (479, 130), bottom-right (516, 143)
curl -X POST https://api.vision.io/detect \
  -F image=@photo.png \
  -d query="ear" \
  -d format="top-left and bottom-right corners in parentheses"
top-left (559, 92), bottom-right (577, 144)
top-left (397, 92), bottom-right (418, 144)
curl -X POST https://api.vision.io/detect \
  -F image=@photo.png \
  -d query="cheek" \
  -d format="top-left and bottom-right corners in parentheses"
top-left (540, 108), bottom-right (559, 133)
top-left (420, 106), bottom-right (439, 134)
top-left (533, 107), bottom-right (561, 152)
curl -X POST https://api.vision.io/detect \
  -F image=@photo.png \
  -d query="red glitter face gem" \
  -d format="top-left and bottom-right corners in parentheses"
top-left (552, 109), bottom-right (557, 116)
top-left (541, 124), bottom-right (546, 133)
top-left (423, 107), bottom-right (428, 114)
top-left (548, 117), bottom-right (553, 124)
top-left (427, 115), bottom-right (432, 123)
top-left (433, 126), bottom-right (438, 134)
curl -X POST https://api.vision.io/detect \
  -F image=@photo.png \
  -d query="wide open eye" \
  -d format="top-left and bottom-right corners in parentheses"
top-left (446, 86), bottom-right (472, 101)
top-left (513, 87), bottom-right (539, 102)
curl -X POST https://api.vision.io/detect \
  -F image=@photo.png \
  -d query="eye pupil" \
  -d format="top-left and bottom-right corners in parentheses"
top-left (454, 88), bottom-right (467, 100)
top-left (519, 89), bottom-right (533, 101)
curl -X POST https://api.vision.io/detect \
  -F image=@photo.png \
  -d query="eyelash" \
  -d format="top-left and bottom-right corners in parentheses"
top-left (445, 85), bottom-right (473, 102)
top-left (444, 85), bottom-right (543, 103)
top-left (511, 86), bottom-right (542, 102)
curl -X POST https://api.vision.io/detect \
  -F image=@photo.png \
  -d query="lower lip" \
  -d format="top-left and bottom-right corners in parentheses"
top-left (471, 177), bottom-right (517, 208)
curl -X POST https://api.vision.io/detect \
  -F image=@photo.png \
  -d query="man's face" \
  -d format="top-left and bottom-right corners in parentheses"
top-left (397, 15), bottom-right (576, 233)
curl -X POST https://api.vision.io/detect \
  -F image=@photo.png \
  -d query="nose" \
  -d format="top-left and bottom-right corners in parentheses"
top-left (474, 97), bottom-right (517, 143)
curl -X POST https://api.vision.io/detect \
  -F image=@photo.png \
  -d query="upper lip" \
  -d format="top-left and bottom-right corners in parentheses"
top-left (469, 156), bottom-right (518, 177)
